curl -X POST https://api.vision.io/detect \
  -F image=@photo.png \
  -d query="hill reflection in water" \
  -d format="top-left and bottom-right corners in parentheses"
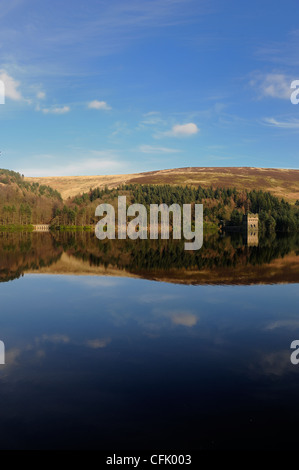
top-left (0, 230), bottom-right (298, 285)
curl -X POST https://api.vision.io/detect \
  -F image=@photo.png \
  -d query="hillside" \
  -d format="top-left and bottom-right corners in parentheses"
top-left (1, 167), bottom-right (298, 231)
top-left (24, 167), bottom-right (299, 202)
top-left (0, 169), bottom-right (62, 225)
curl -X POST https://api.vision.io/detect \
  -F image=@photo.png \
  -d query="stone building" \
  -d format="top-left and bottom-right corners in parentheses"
top-left (242, 213), bottom-right (259, 231)
top-left (242, 230), bottom-right (259, 246)
top-left (242, 213), bottom-right (259, 246)
top-left (33, 225), bottom-right (50, 232)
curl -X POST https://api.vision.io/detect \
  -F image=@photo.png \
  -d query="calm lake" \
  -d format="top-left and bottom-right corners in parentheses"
top-left (0, 231), bottom-right (298, 449)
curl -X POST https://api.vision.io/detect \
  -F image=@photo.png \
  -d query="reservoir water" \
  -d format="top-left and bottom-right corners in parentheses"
top-left (0, 231), bottom-right (298, 449)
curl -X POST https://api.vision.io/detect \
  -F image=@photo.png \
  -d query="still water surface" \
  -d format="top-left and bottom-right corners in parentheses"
top-left (0, 231), bottom-right (298, 449)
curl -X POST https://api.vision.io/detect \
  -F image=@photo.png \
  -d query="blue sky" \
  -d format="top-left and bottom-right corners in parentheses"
top-left (0, 0), bottom-right (298, 176)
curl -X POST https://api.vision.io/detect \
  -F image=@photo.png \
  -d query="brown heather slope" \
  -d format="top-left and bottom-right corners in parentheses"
top-left (27, 251), bottom-right (299, 286)
top-left (25, 167), bottom-right (299, 202)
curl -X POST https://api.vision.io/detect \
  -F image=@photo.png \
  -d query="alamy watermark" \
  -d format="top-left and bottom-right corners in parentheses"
top-left (95, 196), bottom-right (203, 251)
top-left (290, 340), bottom-right (299, 365)
top-left (290, 80), bottom-right (299, 105)
top-left (0, 341), bottom-right (5, 364)
top-left (0, 80), bottom-right (5, 105)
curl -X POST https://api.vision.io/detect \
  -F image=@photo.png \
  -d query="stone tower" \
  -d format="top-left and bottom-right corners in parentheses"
top-left (242, 213), bottom-right (259, 231)
top-left (242, 213), bottom-right (259, 246)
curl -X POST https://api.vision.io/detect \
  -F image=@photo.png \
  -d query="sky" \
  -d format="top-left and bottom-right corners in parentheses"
top-left (0, 0), bottom-right (298, 176)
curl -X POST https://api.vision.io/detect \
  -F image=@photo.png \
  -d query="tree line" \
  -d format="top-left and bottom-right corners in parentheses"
top-left (0, 168), bottom-right (298, 233)
top-left (54, 183), bottom-right (298, 233)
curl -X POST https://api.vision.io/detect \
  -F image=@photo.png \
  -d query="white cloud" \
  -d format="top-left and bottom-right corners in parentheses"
top-left (162, 122), bottom-right (199, 137)
top-left (0, 69), bottom-right (23, 101)
top-left (139, 145), bottom-right (180, 154)
top-left (21, 153), bottom-right (124, 176)
top-left (37, 91), bottom-right (46, 99)
top-left (88, 100), bottom-right (111, 110)
top-left (42, 105), bottom-right (70, 114)
top-left (262, 117), bottom-right (299, 129)
top-left (251, 73), bottom-right (292, 99)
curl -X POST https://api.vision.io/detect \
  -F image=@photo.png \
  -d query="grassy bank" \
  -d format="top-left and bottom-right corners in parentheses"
top-left (0, 224), bottom-right (34, 232)
top-left (50, 222), bottom-right (218, 234)
top-left (50, 225), bottom-right (93, 231)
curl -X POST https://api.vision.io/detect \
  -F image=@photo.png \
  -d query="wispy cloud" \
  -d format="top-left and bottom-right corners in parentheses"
top-left (265, 320), bottom-right (299, 330)
top-left (143, 111), bottom-right (160, 116)
top-left (250, 73), bottom-right (292, 100)
top-left (88, 100), bottom-right (111, 110)
top-left (170, 311), bottom-right (198, 327)
top-left (0, 0), bottom-right (24, 20)
top-left (86, 338), bottom-right (111, 349)
top-left (256, 30), bottom-right (299, 66)
top-left (252, 350), bottom-right (292, 377)
top-left (140, 112), bottom-right (165, 126)
top-left (153, 308), bottom-right (198, 327)
top-left (41, 105), bottom-right (70, 114)
top-left (37, 91), bottom-right (46, 99)
top-left (66, 276), bottom-right (121, 288)
top-left (262, 117), bottom-right (299, 129)
top-left (36, 1), bottom-right (208, 53)
top-left (139, 145), bottom-right (180, 154)
top-left (110, 121), bottom-right (131, 137)
top-left (38, 334), bottom-right (70, 344)
top-left (0, 0), bottom-right (211, 87)
top-left (137, 293), bottom-right (180, 303)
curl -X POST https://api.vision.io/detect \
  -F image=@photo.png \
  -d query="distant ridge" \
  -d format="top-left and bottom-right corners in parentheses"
top-left (25, 167), bottom-right (299, 202)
